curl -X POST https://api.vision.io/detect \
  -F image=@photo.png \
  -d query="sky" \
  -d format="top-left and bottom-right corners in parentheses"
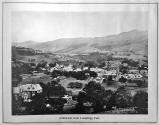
top-left (12, 11), bottom-right (148, 43)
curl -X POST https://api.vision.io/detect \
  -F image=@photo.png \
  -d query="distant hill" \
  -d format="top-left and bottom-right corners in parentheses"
top-left (13, 41), bottom-right (38, 48)
top-left (12, 30), bottom-right (148, 56)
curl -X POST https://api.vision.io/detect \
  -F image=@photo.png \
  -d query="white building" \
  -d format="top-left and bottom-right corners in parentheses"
top-left (129, 69), bottom-right (139, 74)
top-left (74, 68), bottom-right (82, 72)
top-left (19, 84), bottom-right (42, 102)
top-left (120, 74), bottom-right (143, 79)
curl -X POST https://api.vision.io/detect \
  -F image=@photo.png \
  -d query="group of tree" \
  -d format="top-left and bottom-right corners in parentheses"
top-left (12, 46), bottom-right (37, 57)
top-left (35, 61), bottom-right (48, 70)
top-left (67, 82), bottom-right (83, 89)
top-left (83, 61), bottom-right (97, 69)
top-left (13, 80), bottom-right (148, 115)
top-left (12, 95), bottom-right (24, 115)
top-left (51, 70), bottom-right (97, 80)
top-left (138, 64), bottom-right (148, 70)
top-left (38, 81), bottom-right (66, 98)
top-left (49, 62), bottom-right (56, 67)
top-left (12, 61), bottom-right (33, 87)
top-left (119, 76), bottom-right (148, 88)
top-left (127, 79), bottom-right (148, 87)
top-left (119, 76), bottom-right (127, 83)
top-left (133, 91), bottom-right (148, 114)
top-left (121, 59), bottom-right (139, 67)
top-left (119, 59), bottom-right (143, 74)
top-left (75, 81), bottom-right (108, 113)
top-left (12, 62), bottom-right (33, 77)
top-left (75, 81), bottom-right (148, 114)
top-left (119, 64), bottom-right (129, 74)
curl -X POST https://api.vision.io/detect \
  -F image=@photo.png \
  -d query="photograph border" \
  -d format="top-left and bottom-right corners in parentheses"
top-left (1, 1), bottom-right (158, 123)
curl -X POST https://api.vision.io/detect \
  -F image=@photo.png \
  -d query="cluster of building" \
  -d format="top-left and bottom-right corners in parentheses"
top-left (38, 59), bottom-right (148, 83)
top-left (13, 58), bottom-right (148, 105)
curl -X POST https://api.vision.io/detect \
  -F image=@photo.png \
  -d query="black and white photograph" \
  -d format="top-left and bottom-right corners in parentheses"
top-left (12, 11), bottom-right (149, 115)
top-left (2, 1), bottom-right (158, 123)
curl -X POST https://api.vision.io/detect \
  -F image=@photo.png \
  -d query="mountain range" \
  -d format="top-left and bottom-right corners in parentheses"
top-left (12, 30), bottom-right (148, 56)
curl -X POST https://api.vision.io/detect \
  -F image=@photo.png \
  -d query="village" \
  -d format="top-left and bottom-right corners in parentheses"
top-left (12, 55), bottom-right (148, 114)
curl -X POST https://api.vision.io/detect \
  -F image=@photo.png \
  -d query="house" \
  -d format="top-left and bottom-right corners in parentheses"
top-left (120, 73), bottom-right (143, 80)
top-left (12, 87), bottom-right (20, 101)
top-left (62, 95), bottom-right (77, 106)
top-left (128, 69), bottom-right (139, 74)
top-left (40, 67), bottom-right (47, 71)
top-left (83, 67), bottom-right (89, 70)
top-left (104, 61), bottom-right (121, 70)
top-left (122, 62), bottom-right (128, 67)
top-left (135, 74), bottom-right (143, 79)
top-left (13, 87), bottom-right (20, 94)
top-left (19, 84), bottom-right (42, 102)
top-left (103, 70), bottom-right (117, 81)
top-left (74, 68), bottom-right (82, 72)
top-left (62, 64), bottom-right (73, 71)
top-left (140, 70), bottom-right (148, 76)
top-left (93, 77), bottom-right (105, 84)
top-left (20, 74), bottom-right (32, 80)
top-left (104, 70), bottom-right (117, 76)
top-left (90, 67), bottom-right (104, 73)
top-left (90, 67), bottom-right (106, 77)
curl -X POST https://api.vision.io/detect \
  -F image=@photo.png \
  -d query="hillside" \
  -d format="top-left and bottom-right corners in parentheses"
top-left (12, 30), bottom-right (148, 56)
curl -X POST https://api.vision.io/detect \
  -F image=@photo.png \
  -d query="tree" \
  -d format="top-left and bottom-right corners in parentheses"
top-left (47, 81), bottom-right (66, 97)
top-left (86, 71), bottom-right (97, 78)
top-left (119, 64), bottom-right (129, 74)
top-left (76, 81), bottom-right (107, 113)
top-left (12, 95), bottom-right (23, 115)
top-left (113, 86), bottom-right (132, 108)
top-left (39, 82), bottom-right (48, 97)
top-left (12, 46), bottom-right (19, 61)
top-left (107, 75), bottom-right (113, 81)
top-left (133, 91), bottom-right (148, 114)
top-left (119, 76), bottom-right (127, 83)
top-left (30, 93), bottom-right (45, 114)
top-left (36, 61), bottom-right (47, 70)
top-left (30, 63), bottom-right (36, 67)
top-left (98, 61), bottom-right (106, 68)
top-left (67, 82), bottom-right (83, 89)
top-left (51, 70), bottom-right (62, 78)
top-left (103, 90), bottom-right (115, 110)
top-left (49, 62), bottom-right (56, 67)
top-left (31, 81), bottom-right (67, 114)
top-left (107, 55), bottom-right (113, 61)
top-left (84, 61), bottom-right (96, 68)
